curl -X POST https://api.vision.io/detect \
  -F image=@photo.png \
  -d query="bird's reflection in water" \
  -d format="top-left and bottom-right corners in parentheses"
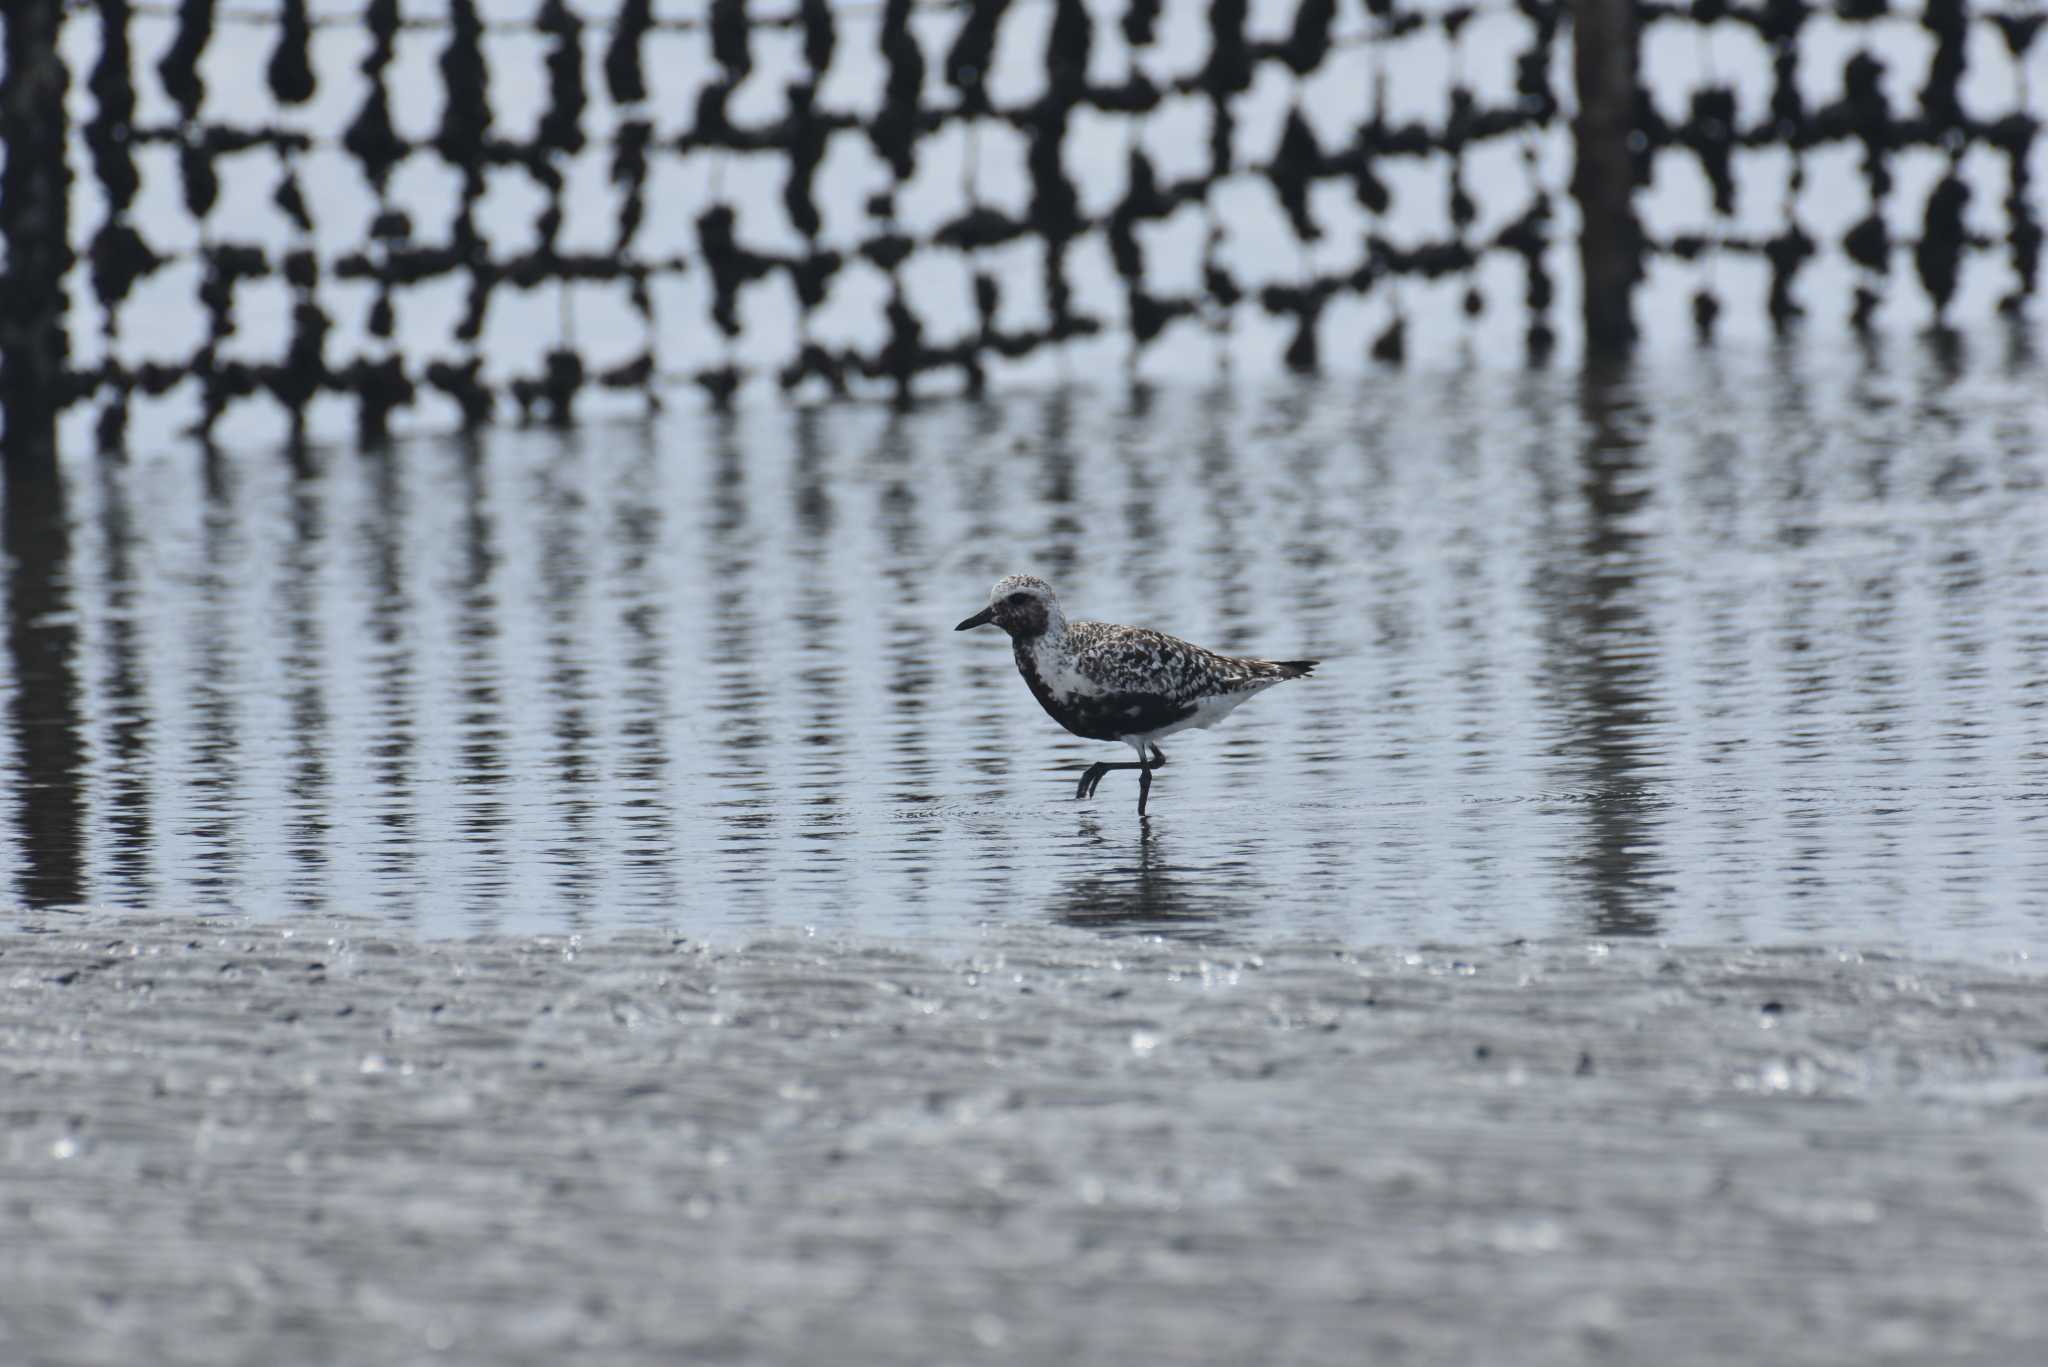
top-left (1051, 817), bottom-right (1253, 942)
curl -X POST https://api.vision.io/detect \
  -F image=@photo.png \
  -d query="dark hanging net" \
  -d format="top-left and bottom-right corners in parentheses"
top-left (1635, 0), bottom-right (2043, 339)
top-left (28, 0), bottom-right (2048, 446)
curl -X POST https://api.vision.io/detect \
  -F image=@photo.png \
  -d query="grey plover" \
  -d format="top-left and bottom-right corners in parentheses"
top-left (955, 574), bottom-right (1317, 816)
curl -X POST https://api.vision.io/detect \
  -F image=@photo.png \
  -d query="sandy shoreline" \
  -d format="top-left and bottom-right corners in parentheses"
top-left (4, 913), bottom-right (2045, 1365)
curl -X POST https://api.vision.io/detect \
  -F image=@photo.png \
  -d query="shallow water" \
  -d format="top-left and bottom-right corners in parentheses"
top-left (4, 332), bottom-right (2046, 950)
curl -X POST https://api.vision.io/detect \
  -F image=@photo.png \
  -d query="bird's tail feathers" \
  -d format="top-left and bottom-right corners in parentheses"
top-left (1263, 659), bottom-right (1318, 679)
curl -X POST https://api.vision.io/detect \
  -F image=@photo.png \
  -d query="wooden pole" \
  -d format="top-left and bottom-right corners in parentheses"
top-left (1572, 0), bottom-right (1639, 355)
top-left (1, 0), bottom-right (72, 475)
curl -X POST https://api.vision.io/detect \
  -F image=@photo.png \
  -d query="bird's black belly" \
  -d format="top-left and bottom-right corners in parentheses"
top-left (1050, 690), bottom-right (1196, 741)
top-left (1014, 642), bottom-right (1194, 741)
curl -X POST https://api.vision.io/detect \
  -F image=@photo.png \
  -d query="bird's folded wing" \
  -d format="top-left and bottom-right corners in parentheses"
top-left (1069, 624), bottom-right (1210, 694)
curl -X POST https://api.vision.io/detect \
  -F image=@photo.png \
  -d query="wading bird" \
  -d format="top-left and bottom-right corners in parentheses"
top-left (955, 575), bottom-right (1317, 816)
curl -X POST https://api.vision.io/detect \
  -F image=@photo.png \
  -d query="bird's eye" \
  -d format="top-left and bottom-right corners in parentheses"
top-left (1006, 592), bottom-right (1029, 606)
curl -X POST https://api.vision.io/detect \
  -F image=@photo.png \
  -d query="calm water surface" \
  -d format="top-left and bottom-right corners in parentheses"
top-left (4, 337), bottom-right (2046, 949)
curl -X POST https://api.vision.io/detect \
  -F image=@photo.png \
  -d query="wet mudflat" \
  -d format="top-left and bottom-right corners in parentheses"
top-left (4, 912), bottom-right (2045, 1366)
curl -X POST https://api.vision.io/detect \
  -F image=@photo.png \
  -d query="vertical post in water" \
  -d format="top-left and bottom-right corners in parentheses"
top-left (1572, 0), bottom-right (1639, 355)
top-left (1, 0), bottom-right (71, 475)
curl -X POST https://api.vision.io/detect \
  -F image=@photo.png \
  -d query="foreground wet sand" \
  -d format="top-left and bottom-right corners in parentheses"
top-left (4, 914), bottom-right (2045, 1365)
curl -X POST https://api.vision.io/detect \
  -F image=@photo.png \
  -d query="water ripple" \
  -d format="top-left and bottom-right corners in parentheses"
top-left (1, 341), bottom-right (2045, 949)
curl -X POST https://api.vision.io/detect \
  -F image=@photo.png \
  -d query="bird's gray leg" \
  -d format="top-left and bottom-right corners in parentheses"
top-left (1077, 760), bottom-right (1146, 800)
top-left (1077, 744), bottom-right (1171, 808)
top-left (1137, 744), bottom-right (1167, 815)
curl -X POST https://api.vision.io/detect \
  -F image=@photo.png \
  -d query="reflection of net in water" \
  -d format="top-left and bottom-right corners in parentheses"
top-left (8, 0), bottom-right (2045, 447)
top-left (3, 350), bottom-right (2048, 933)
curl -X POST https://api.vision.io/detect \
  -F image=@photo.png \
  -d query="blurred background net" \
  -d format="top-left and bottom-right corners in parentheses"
top-left (25, 0), bottom-right (2048, 447)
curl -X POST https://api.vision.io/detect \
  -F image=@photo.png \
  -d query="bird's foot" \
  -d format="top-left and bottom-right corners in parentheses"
top-left (1076, 763), bottom-right (1112, 800)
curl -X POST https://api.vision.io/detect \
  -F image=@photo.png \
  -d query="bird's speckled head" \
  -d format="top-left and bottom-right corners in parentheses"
top-left (955, 574), bottom-right (1063, 640)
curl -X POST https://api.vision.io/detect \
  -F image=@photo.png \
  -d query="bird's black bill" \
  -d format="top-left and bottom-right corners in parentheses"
top-left (955, 607), bottom-right (996, 631)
